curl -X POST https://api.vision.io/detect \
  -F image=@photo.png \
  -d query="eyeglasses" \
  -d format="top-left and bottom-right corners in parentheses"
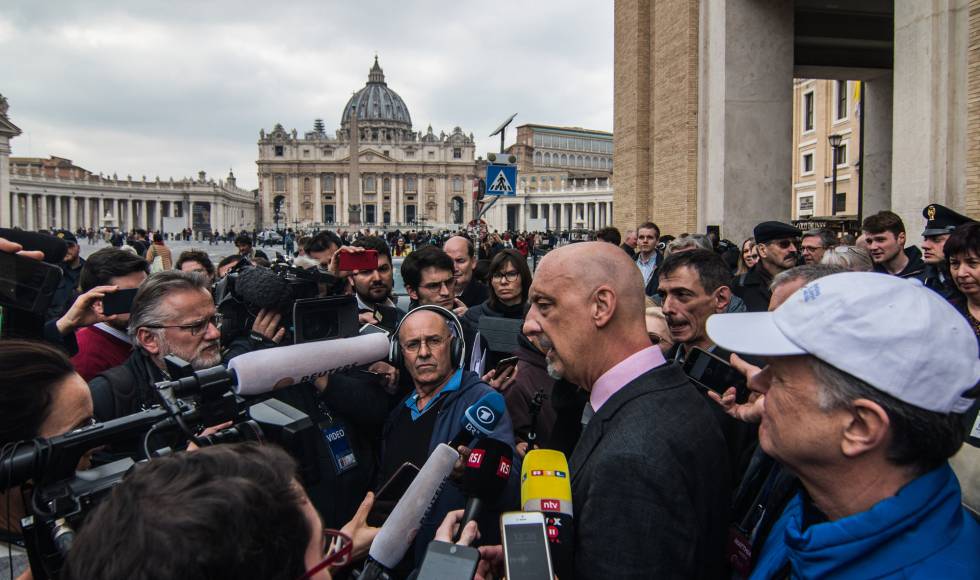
top-left (768, 239), bottom-right (798, 250)
top-left (801, 245), bottom-right (825, 253)
top-left (400, 335), bottom-right (449, 353)
top-left (420, 278), bottom-right (456, 293)
top-left (297, 528), bottom-right (352, 580)
top-left (491, 270), bottom-right (520, 282)
top-left (143, 313), bottom-right (223, 336)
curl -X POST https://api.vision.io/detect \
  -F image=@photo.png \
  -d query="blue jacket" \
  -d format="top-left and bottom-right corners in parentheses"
top-left (752, 463), bottom-right (980, 579)
top-left (382, 370), bottom-right (520, 564)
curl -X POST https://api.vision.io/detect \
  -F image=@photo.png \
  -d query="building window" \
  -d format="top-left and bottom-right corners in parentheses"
top-left (364, 176), bottom-right (376, 192)
top-left (366, 204), bottom-right (376, 224)
top-left (534, 151), bottom-right (542, 166)
top-left (406, 204), bottom-right (417, 224)
top-left (803, 91), bottom-right (814, 132)
top-left (406, 175), bottom-right (417, 192)
top-left (406, 150), bottom-right (415, 159)
top-left (560, 154), bottom-right (567, 166)
top-left (303, 177), bottom-right (312, 193)
top-left (274, 145), bottom-right (284, 157)
top-left (802, 153), bottom-right (814, 174)
top-left (428, 151), bottom-right (435, 160)
top-left (544, 152), bottom-right (552, 166)
top-left (323, 204), bottom-right (335, 224)
top-left (322, 174), bottom-right (334, 192)
top-left (453, 148), bottom-right (462, 159)
top-left (274, 175), bottom-right (285, 192)
top-left (383, 150), bottom-right (390, 157)
top-left (383, 177), bottom-right (391, 193)
top-left (452, 176), bottom-right (462, 193)
top-left (836, 80), bottom-right (848, 121)
top-left (426, 178), bottom-right (436, 194)
top-left (323, 148), bottom-right (333, 158)
top-left (834, 193), bottom-right (847, 214)
top-left (303, 149), bottom-right (310, 158)
top-left (834, 142), bottom-right (848, 166)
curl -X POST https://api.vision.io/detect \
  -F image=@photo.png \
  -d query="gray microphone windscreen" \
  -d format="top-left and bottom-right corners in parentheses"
top-left (368, 443), bottom-right (460, 568)
top-left (227, 333), bottom-right (389, 395)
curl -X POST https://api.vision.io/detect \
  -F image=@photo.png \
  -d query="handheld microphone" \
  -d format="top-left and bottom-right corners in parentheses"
top-left (447, 391), bottom-right (506, 449)
top-left (0, 228), bottom-right (68, 263)
top-left (453, 438), bottom-right (513, 542)
top-left (521, 449), bottom-right (574, 580)
top-left (226, 333), bottom-right (389, 395)
top-left (362, 443), bottom-right (460, 575)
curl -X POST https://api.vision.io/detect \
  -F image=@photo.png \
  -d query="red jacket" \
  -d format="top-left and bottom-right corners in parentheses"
top-left (71, 325), bottom-right (133, 381)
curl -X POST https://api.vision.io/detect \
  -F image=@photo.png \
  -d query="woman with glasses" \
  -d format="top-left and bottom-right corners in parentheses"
top-left (1, 340), bottom-right (96, 580)
top-left (462, 249), bottom-right (533, 370)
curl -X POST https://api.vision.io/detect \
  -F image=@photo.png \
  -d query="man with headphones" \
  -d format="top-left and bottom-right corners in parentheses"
top-left (380, 305), bottom-right (519, 569)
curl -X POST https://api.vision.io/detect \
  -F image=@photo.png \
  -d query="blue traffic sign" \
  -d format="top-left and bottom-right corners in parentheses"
top-left (485, 164), bottom-right (517, 196)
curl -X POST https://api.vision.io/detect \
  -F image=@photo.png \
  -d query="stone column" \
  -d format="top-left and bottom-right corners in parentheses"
top-left (53, 195), bottom-right (62, 229)
top-left (858, 73), bottom-right (894, 221)
top-left (69, 196), bottom-right (78, 230)
top-left (25, 194), bottom-right (35, 230)
top-left (38, 195), bottom-right (49, 229)
top-left (891, 0), bottom-right (971, 227)
top-left (697, 0), bottom-right (794, 243)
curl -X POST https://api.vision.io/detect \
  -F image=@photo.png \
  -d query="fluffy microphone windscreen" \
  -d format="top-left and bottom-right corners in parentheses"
top-left (461, 438), bottom-right (513, 500)
top-left (235, 266), bottom-right (291, 308)
top-left (227, 333), bottom-right (389, 395)
top-left (521, 449), bottom-right (573, 516)
top-left (369, 443), bottom-right (460, 568)
top-left (0, 228), bottom-right (68, 263)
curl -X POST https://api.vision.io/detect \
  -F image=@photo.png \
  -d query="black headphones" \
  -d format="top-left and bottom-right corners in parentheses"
top-left (389, 305), bottom-right (466, 369)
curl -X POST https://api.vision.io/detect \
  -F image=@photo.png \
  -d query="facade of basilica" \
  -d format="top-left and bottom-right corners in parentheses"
top-left (256, 58), bottom-right (479, 230)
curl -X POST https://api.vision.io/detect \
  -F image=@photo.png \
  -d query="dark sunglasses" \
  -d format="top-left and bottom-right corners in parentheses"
top-left (768, 239), bottom-right (798, 250)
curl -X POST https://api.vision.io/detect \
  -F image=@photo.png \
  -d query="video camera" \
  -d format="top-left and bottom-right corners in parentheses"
top-left (217, 257), bottom-right (355, 345)
top-left (0, 356), bottom-right (318, 580)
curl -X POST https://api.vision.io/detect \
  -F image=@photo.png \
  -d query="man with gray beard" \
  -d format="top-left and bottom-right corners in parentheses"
top-left (88, 271), bottom-right (281, 421)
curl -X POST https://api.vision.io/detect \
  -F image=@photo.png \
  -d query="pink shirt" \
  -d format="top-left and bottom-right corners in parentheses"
top-left (590, 346), bottom-right (667, 413)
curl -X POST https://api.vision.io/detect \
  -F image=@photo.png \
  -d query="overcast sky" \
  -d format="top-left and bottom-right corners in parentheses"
top-left (1, 1), bottom-right (613, 190)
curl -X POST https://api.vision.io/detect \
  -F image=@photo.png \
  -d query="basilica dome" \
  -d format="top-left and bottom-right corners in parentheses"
top-left (341, 57), bottom-right (412, 132)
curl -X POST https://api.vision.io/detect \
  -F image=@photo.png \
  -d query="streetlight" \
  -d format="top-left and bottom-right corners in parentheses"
top-left (828, 133), bottom-right (843, 216)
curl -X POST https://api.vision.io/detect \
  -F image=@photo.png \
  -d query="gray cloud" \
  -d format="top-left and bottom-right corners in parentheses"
top-left (0, 0), bottom-right (613, 189)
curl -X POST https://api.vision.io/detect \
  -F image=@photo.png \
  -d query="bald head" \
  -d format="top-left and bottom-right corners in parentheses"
top-left (537, 242), bottom-right (647, 317)
top-left (444, 236), bottom-right (476, 289)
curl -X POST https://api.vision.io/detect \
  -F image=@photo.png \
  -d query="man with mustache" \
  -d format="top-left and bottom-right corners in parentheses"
top-left (733, 221), bottom-right (802, 312)
top-left (523, 241), bottom-right (730, 579)
top-left (88, 271), bottom-right (283, 421)
top-left (350, 236), bottom-right (404, 333)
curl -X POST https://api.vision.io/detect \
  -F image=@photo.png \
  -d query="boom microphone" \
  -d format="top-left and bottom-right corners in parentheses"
top-left (362, 443), bottom-right (460, 576)
top-left (447, 391), bottom-right (506, 449)
top-left (226, 333), bottom-right (389, 395)
top-left (521, 449), bottom-right (574, 580)
top-left (454, 438), bottom-right (513, 542)
top-left (0, 228), bottom-right (68, 263)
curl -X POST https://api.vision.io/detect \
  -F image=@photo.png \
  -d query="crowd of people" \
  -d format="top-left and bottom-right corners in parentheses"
top-left (0, 200), bottom-right (978, 579)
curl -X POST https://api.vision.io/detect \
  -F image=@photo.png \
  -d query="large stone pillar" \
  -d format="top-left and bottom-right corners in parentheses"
top-left (697, 0), bottom-right (794, 243)
top-left (862, 73), bottom-right (894, 220)
top-left (891, 0), bottom-right (971, 227)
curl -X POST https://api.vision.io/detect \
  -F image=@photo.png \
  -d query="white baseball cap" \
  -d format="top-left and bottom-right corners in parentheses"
top-left (706, 272), bottom-right (980, 414)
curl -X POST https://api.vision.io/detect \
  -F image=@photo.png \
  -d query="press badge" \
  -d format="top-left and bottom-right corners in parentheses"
top-left (321, 423), bottom-right (358, 474)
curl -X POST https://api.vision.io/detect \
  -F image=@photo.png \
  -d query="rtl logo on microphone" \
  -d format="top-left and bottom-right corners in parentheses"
top-left (496, 457), bottom-right (512, 478)
top-left (467, 450), bottom-right (485, 468)
top-left (541, 499), bottom-right (561, 512)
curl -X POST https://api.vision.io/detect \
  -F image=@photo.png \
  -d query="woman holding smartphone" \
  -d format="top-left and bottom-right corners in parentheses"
top-left (462, 249), bottom-right (532, 370)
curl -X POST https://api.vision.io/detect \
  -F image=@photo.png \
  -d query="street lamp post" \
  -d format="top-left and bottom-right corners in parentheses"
top-left (828, 133), bottom-right (843, 216)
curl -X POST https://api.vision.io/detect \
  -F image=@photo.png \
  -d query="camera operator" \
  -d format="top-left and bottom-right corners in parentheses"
top-left (305, 230), bottom-right (343, 269)
top-left (708, 272), bottom-right (980, 577)
top-left (62, 443), bottom-right (378, 580)
top-left (1, 340), bottom-right (94, 580)
top-left (234, 233), bottom-right (268, 262)
top-left (88, 271), bottom-right (282, 422)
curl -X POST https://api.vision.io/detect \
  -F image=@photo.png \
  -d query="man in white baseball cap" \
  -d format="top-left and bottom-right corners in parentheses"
top-left (707, 271), bottom-right (980, 578)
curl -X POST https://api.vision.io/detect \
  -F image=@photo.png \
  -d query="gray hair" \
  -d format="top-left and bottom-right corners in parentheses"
top-left (665, 234), bottom-right (713, 256)
top-left (802, 228), bottom-right (837, 249)
top-left (807, 356), bottom-right (964, 475)
top-left (820, 245), bottom-right (873, 272)
top-left (128, 271), bottom-right (211, 341)
top-left (770, 263), bottom-right (847, 291)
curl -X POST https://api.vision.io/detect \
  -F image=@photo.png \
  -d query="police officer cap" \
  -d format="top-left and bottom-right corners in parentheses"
top-left (921, 204), bottom-right (973, 237)
top-left (54, 230), bottom-right (78, 245)
top-left (754, 221), bottom-right (802, 244)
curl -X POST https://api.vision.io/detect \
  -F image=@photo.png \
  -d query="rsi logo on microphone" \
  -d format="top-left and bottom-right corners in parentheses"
top-left (496, 457), bottom-right (512, 478)
top-left (541, 499), bottom-right (561, 511)
top-left (467, 450), bottom-right (485, 468)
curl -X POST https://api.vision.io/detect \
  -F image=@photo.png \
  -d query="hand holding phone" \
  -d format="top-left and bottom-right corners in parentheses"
top-left (501, 511), bottom-right (554, 580)
top-left (337, 249), bottom-right (379, 273)
top-left (417, 541), bottom-right (480, 580)
top-left (101, 287), bottom-right (139, 316)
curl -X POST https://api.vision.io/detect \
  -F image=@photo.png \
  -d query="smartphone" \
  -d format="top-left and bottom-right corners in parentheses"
top-left (417, 541), bottom-right (480, 580)
top-left (101, 288), bottom-right (139, 316)
top-left (359, 322), bottom-right (390, 337)
top-left (337, 249), bottom-right (379, 272)
top-left (0, 251), bottom-right (63, 315)
top-left (494, 356), bottom-right (519, 377)
top-left (682, 347), bottom-right (748, 398)
top-left (367, 462), bottom-right (421, 527)
top-left (501, 511), bottom-right (554, 580)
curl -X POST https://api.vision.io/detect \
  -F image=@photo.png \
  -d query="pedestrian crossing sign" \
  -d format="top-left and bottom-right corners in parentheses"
top-left (486, 164), bottom-right (517, 196)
